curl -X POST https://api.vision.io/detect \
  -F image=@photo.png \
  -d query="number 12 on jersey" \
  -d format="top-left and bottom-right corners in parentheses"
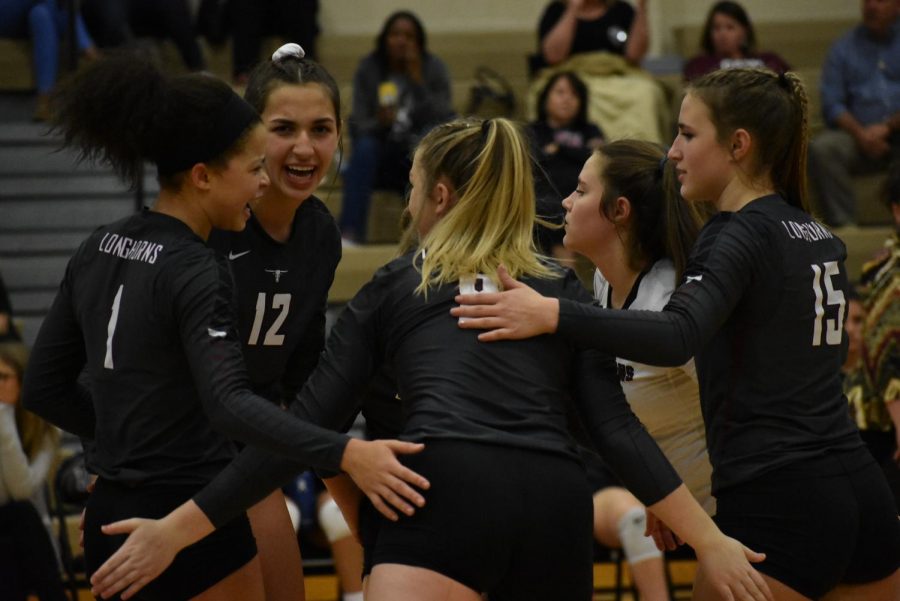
top-left (248, 292), bottom-right (291, 346)
top-left (811, 261), bottom-right (845, 347)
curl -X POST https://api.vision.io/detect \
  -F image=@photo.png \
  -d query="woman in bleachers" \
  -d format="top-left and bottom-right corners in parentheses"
top-left (538, 0), bottom-right (649, 68)
top-left (531, 0), bottom-right (667, 144)
top-left (528, 71), bottom-right (604, 261)
top-left (683, 1), bottom-right (790, 82)
top-left (0, 342), bottom-right (66, 601)
top-left (0, 0), bottom-right (97, 121)
top-left (338, 10), bottom-right (454, 244)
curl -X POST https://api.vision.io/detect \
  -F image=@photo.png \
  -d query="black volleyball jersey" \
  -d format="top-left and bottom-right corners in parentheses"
top-left (557, 195), bottom-right (864, 493)
top-left (22, 210), bottom-right (349, 487)
top-left (208, 197), bottom-right (341, 405)
top-left (194, 253), bottom-right (681, 527)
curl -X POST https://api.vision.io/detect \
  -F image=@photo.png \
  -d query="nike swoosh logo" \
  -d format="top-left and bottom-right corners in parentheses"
top-left (685, 275), bottom-right (703, 283)
top-left (207, 328), bottom-right (227, 338)
top-left (228, 250), bottom-right (251, 261)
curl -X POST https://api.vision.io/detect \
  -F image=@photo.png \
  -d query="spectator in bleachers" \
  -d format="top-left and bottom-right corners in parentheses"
top-left (80, 0), bottom-right (205, 71)
top-left (338, 10), bottom-right (454, 244)
top-left (528, 71), bottom-right (604, 261)
top-left (538, 0), bottom-right (649, 69)
top-left (808, 0), bottom-right (900, 227)
top-left (853, 162), bottom-right (900, 509)
top-left (0, 0), bottom-right (98, 121)
top-left (682, 1), bottom-right (790, 82)
top-left (529, 0), bottom-right (668, 144)
top-left (229, 0), bottom-right (319, 85)
top-left (0, 271), bottom-right (20, 342)
top-left (0, 342), bottom-right (66, 601)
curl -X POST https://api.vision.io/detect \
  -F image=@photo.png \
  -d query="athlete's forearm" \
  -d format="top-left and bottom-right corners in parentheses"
top-left (647, 485), bottom-right (722, 553)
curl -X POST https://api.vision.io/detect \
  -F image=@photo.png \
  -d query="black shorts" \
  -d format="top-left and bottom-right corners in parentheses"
top-left (360, 440), bottom-right (593, 601)
top-left (84, 479), bottom-right (257, 601)
top-left (714, 449), bottom-right (900, 599)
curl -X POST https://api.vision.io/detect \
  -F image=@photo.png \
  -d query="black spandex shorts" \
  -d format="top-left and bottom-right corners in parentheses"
top-left (714, 448), bottom-right (900, 599)
top-left (359, 439), bottom-right (593, 601)
top-left (84, 478), bottom-right (257, 600)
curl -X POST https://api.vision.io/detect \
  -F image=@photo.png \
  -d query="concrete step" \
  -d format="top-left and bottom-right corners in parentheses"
top-left (0, 122), bottom-right (54, 143)
top-left (0, 174), bottom-right (157, 200)
top-left (1, 199), bottom-right (136, 230)
top-left (0, 145), bottom-right (110, 175)
top-left (0, 231), bottom-right (91, 254)
top-left (9, 289), bottom-right (57, 316)
top-left (1, 254), bottom-right (69, 290)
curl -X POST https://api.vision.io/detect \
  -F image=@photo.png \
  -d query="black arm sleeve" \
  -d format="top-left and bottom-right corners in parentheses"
top-left (280, 300), bottom-right (326, 407)
top-left (170, 255), bottom-right (350, 476)
top-left (21, 262), bottom-right (95, 438)
top-left (193, 268), bottom-right (390, 526)
top-left (556, 270), bottom-right (681, 505)
top-left (557, 215), bottom-right (759, 364)
top-left (572, 348), bottom-right (681, 505)
top-left (282, 222), bottom-right (340, 406)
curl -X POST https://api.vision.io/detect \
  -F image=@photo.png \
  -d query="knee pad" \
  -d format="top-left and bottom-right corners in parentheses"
top-left (284, 497), bottom-right (301, 533)
top-left (318, 497), bottom-right (351, 543)
top-left (616, 506), bottom-right (662, 564)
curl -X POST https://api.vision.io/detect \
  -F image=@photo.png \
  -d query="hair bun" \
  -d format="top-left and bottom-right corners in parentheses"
top-left (272, 43), bottom-right (305, 62)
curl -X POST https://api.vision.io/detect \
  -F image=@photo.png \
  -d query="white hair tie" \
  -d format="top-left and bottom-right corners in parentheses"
top-left (272, 43), bottom-right (305, 62)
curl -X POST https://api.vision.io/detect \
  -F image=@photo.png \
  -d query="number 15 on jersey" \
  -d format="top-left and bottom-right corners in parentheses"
top-left (811, 261), bottom-right (845, 347)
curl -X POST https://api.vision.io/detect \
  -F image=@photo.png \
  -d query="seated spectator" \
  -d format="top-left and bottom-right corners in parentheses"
top-left (338, 10), bottom-right (453, 244)
top-left (682, 1), bottom-right (790, 82)
top-left (0, 0), bottom-right (98, 121)
top-left (0, 342), bottom-right (66, 601)
top-left (528, 71), bottom-right (604, 261)
top-left (229, 0), bottom-right (319, 85)
top-left (538, 0), bottom-right (649, 69)
top-left (80, 0), bottom-right (205, 71)
top-left (852, 163), bottom-right (900, 509)
top-left (808, 0), bottom-right (900, 227)
top-left (529, 0), bottom-right (668, 143)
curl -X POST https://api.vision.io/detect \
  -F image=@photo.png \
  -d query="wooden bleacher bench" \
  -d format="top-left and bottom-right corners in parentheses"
top-left (0, 38), bottom-right (34, 90)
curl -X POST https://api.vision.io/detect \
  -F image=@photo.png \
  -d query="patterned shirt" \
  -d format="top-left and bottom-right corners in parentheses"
top-left (856, 232), bottom-right (900, 430)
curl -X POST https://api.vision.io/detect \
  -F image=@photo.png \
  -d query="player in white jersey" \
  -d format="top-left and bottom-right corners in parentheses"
top-left (563, 139), bottom-right (711, 600)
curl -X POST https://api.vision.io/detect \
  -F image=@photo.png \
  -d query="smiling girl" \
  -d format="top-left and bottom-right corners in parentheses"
top-left (206, 44), bottom-right (345, 601)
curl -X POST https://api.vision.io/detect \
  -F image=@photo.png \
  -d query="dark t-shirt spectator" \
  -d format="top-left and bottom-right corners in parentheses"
top-left (538, 1), bottom-right (634, 58)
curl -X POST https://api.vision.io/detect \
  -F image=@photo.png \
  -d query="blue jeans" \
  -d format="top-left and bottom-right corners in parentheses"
top-left (0, 0), bottom-right (94, 93)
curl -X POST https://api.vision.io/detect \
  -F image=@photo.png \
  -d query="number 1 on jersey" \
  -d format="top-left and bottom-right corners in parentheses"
top-left (811, 261), bottom-right (845, 347)
top-left (104, 284), bottom-right (124, 369)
